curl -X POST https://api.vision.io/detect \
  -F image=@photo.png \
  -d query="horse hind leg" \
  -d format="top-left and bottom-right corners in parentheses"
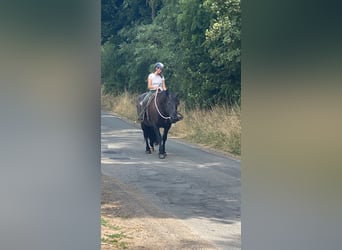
top-left (142, 126), bottom-right (152, 154)
top-left (145, 135), bottom-right (153, 152)
top-left (149, 139), bottom-right (155, 152)
top-left (144, 138), bottom-right (152, 154)
top-left (147, 129), bottom-right (155, 148)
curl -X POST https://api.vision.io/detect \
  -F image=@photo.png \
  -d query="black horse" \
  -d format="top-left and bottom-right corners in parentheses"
top-left (136, 90), bottom-right (183, 159)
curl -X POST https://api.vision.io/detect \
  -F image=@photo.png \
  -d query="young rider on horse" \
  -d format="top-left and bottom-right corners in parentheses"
top-left (138, 62), bottom-right (167, 120)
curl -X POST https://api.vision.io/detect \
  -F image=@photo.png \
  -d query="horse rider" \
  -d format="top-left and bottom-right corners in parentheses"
top-left (138, 62), bottom-right (167, 120)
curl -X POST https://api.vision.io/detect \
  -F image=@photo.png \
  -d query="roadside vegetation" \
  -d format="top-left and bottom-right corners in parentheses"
top-left (102, 92), bottom-right (241, 157)
top-left (102, 0), bottom-right (241, 109)
top-left (101, 217), bottom-right (129, 249)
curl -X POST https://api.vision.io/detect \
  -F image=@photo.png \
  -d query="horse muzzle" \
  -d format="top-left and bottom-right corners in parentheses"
top-left (170, 112), bottom-right (183, 123)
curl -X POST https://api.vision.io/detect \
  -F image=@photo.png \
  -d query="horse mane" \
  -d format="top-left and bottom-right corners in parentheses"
top-left (156, 89), bottom-right (178, 103)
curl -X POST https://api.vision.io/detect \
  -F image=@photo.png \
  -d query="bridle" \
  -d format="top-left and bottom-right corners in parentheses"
top-left (154, 90), bottom-right (172, 120)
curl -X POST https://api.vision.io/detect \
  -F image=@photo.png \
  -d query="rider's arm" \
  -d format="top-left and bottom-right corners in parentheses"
top-left (147, 77), bottom-right (154, 90)
top-left (162, 79), bottom-right (167, 91)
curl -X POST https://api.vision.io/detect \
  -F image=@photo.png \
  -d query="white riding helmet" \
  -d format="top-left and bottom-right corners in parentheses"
top-left (154, 62), bottom-right (164, 69)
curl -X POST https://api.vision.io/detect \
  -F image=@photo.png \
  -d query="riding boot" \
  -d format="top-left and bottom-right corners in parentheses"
top-left (138, 108), bottom-right (145, 121)
top-left (138, 102), bottom-right (146, 121)
top-left (138, 92), bottom-right (151, 121)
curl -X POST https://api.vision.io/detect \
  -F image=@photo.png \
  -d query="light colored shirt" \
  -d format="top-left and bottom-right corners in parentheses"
top-left (148, 73), bottom-right (164, 90)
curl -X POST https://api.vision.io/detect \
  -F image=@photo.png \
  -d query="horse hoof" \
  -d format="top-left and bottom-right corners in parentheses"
top-left (145, 150), bottom-right (151, 154)
top-left (158, 153), bottom-right (166, 159)
top-left (150, 147), bottom-right (154, 152)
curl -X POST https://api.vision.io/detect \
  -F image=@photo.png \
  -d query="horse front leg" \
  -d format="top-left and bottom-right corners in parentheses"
top-left (158, 125), bottom-right (171, 159)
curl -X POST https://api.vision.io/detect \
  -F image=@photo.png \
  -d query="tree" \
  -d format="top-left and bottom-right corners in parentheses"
top-left (101, 0), bottom-right (151, 44)
top-left (204, 0), bottom-right (241, 105)
top-left (101, 0), bottom-right (241, 107)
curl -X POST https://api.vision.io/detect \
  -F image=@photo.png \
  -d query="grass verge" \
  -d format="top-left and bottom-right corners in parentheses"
top-left (101, 216), bottom-right (129, 249)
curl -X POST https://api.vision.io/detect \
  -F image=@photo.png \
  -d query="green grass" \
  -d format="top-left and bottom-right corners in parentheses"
top-left (101, 218), bottom-right (121, 230)
top-left (101, 217), bottom-right (129, 249)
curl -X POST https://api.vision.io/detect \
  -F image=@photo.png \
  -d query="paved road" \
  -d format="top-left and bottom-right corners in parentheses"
top-left (101, 112), bottom-right (241, 249)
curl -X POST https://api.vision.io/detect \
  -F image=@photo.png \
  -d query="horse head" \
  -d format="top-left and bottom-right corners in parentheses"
top-left (161, 90), bottom-right (181, 123)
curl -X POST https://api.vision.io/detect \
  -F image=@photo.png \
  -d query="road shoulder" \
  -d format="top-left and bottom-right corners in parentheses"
top-left (101, 174), bottom-right (217, 249)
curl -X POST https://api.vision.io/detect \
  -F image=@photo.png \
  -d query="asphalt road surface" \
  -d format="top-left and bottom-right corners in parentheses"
top-left (101, 112), bottom-right (241, 249)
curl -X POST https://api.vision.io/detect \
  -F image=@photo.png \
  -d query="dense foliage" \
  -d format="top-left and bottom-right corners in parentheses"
top-left (101, 0), bottom-right (241, 108)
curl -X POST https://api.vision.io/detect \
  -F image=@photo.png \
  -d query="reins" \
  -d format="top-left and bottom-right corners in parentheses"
top-left (154, 90), bottom-right (172, 120)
